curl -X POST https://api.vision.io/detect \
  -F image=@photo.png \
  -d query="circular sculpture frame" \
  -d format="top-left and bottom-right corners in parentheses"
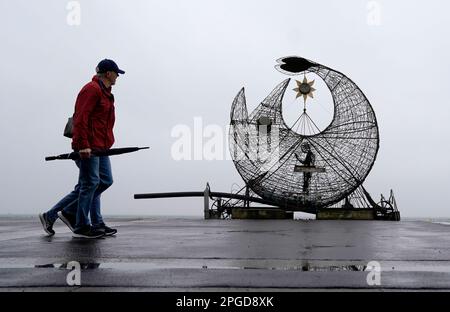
top-left (229, 56), bottom-right (379, 213)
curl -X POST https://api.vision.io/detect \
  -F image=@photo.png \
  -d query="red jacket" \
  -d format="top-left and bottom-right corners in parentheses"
top-left (72, 76), bottom-right (115, 151)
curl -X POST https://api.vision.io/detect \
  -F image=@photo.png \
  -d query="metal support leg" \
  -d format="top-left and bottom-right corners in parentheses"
top-left (204, 183), bottom-right (210, 219)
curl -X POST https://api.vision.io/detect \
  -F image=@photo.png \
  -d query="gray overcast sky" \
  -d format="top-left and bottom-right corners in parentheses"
top-left (0, 0), bottom-right (449, 218)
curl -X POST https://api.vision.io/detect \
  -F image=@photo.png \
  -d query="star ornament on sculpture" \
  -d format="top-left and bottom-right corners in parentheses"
top-left (293, 77), bottom-right (316, 103)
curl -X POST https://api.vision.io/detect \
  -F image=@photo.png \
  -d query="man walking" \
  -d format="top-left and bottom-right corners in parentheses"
top-left (39, 59), bottom-right (124, 238)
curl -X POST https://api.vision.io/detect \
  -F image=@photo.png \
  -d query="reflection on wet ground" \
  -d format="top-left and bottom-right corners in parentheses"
top-left (25, 259), bottom-right (450, 274)
top-left (32, 261), bottom-right (367, 272)
top-left (35, 263), bottom-right (101, 270)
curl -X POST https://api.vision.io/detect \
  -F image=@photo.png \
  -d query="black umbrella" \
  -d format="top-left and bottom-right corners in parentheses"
top-left (45, 147), bottom-right (149, 161)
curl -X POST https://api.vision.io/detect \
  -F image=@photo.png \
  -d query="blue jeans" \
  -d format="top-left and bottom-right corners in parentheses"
top-left (46, 184), bottom-right (102, 225)
top-left (46, 184), bottom-right (79, 223)
top-left (46, 156), bottom-right (113, 229)
top-left (72, 156), bottom-right (113, 230)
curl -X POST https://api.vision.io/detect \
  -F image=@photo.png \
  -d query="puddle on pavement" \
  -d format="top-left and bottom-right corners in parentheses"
top-left (0, 260), bottom-right (447, 273)
top-left (32, 262), bottom-right (367, 271)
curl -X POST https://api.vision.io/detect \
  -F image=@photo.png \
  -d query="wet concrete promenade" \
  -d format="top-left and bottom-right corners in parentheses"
top-left (1, 216), bottom-right (450, 291)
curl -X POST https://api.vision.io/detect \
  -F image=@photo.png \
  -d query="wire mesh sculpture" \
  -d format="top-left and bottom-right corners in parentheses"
top-left (229, 56), bottom-right (379, 213)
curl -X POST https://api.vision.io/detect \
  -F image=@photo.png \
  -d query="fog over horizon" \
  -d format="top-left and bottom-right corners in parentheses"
top-left (1, 0), bottom-right (449, 218)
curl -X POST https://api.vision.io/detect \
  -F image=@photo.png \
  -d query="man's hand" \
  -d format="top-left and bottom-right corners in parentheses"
top-left (79, 148), bottom-right (92, 159)
top-left (295, 153), bottom-right (304, 164)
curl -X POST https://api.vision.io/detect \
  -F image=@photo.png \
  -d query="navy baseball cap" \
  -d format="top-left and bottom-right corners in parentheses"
top-left (96, 59), bottom-right (125, 75)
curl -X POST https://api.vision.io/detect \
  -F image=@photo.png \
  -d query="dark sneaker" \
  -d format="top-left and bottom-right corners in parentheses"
top-left (95, 223), bottom-right (117, 236)
top-left (72, 226), bottom-right (105, 239)
top-left (39, 213), bottom-right (55, 236)
top-left (57, 211), bottom-right (76, 232)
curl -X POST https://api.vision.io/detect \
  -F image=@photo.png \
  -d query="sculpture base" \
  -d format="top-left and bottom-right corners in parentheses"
top-left (316, 208), bottom-right (375, 220)
top-left (231, 207), bottom-right (294, 220)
